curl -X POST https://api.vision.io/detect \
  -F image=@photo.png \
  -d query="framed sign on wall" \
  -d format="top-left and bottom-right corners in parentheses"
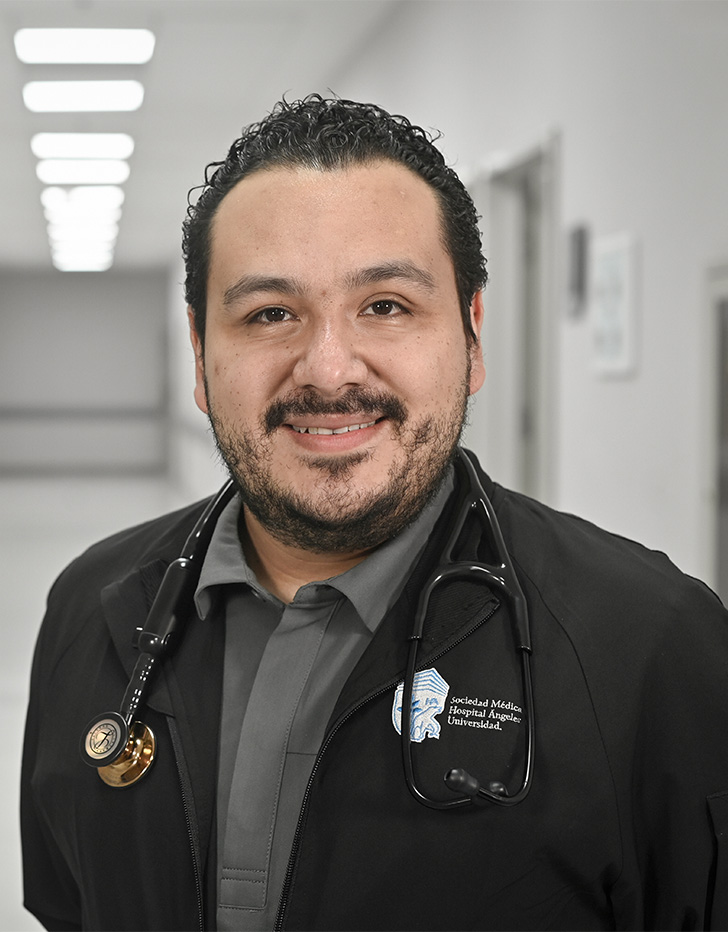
top-left (591, 232), bottom-right (639, 377)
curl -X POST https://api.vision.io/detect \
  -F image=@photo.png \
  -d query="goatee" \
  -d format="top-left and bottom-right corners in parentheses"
top-left (206, 380), bottom-right (469, 554)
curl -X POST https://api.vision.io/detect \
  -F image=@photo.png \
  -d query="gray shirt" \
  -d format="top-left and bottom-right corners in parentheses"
top-left (194, 474), bottom-right (452, 931)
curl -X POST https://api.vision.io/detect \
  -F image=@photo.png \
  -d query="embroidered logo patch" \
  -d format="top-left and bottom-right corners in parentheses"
top-left (392, 668), bottom-right (450, 742)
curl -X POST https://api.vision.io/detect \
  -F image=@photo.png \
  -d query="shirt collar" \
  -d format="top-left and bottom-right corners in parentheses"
top-left (194, 468), bottom-right (454, 630)
top-left (194, 498), bottom-right (257, 619)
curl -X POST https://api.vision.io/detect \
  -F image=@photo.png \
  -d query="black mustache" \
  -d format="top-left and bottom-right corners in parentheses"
top-left (265, 388), bottom-right (406, 433)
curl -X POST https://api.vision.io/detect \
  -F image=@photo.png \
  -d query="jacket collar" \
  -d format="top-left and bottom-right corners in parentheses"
top-left (99, 497), bottom-right (216, 713)
top-left (101, 560), bottom-right (176, 714)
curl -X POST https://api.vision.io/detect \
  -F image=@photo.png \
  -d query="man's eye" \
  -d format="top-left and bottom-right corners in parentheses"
top-left (255, 306), bottom-right (291, 323)
top-left (365, 300), bottom-right (404, 316)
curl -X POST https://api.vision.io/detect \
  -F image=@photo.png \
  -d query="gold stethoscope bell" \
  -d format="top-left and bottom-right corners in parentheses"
top-left (97, 721), bottom-right (156, 788)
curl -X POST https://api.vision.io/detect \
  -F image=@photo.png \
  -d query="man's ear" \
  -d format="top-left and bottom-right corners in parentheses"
top-left (468, 291), bottom-right (486, 396)
top-left (188, 308), bottom-right (209, 415)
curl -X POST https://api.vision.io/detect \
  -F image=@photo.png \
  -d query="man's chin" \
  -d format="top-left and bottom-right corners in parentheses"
top-left (301, 448), bottom-right (372, 482)
top-left (240, 475), bottom-right (419, 554)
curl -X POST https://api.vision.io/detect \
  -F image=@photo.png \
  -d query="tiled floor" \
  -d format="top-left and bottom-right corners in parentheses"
top-left (1, 475), bottom-right (187, 931)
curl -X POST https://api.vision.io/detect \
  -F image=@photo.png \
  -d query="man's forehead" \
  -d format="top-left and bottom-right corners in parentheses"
top-left (207, 160), bottom-right (450, 283)
top-left (212, 159), bottom-right (442, 225)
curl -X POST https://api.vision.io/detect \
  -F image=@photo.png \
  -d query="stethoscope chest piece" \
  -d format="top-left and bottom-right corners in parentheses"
top-left (81, 713), bottom-right (156, 787)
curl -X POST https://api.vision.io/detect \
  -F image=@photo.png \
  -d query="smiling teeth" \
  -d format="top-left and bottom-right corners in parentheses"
top-left (291, 420), bottom-right (377, 435)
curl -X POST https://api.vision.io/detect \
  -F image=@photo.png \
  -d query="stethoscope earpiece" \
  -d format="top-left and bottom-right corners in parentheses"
top-left (80, 713), bottom-right (156, 787)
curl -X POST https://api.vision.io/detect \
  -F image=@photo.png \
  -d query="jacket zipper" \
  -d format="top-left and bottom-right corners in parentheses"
top-left (169, 716), bottom-right (205, 931)
top-left (273, 601), bottom-right (499, 930)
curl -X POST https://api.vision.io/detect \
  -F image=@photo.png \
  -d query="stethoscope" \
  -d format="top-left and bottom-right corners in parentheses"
top-left (81, 448), bottom-right (534, 806)
top-left (401, 449), bottom-right (534, 808)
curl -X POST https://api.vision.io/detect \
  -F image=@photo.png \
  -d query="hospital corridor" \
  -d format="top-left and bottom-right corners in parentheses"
top-left (2, 1), bottom-right (728, 929)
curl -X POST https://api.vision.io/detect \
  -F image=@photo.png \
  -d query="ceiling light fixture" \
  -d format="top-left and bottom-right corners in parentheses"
top-left (31, 133), bottom-right (135, 160)
top-left (42, 187), bottom-right (125, 273)
top-left (48, 223), bottom-right (120, 243)
top-left (51, 252), bottom-right (115, 273)
top-left (45, 207), bottom-right (123, 227)
top-left (50, 240), bottom-right (116, 273)
top-left (36, 159), bottom-right (130, 185)
top-left (41, 186), bottom-right (126, 211)
top-left (14, 28), bottom-right (155, 64)
top-left (23, 80), bottom-right (144, 112)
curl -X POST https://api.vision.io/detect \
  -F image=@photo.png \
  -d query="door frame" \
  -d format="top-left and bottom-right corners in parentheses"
top-left (700, 262), bottom-right (728, 597)
top-left (466, 134), bottom-right (561, 504)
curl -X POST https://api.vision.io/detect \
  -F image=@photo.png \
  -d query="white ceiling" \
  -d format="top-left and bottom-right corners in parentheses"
top-left (0, 0), bottom-right (400, 271)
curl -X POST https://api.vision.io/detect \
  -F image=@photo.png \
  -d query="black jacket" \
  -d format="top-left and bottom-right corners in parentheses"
top-left (21, 455), bottom-right (728, 930)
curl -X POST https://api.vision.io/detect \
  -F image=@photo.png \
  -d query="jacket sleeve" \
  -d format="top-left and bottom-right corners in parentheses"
top-left (707, 791), bottom-right (728, 929)
top-left (619, 581), bottom-right (728, 930)
top-left (21, 584), bottom-right (83, 931)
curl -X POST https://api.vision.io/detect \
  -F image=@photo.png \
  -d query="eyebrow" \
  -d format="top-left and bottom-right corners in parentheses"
top-left (222, 274), bottom-right (305, 307)
top-left (344, 261), bottom-right (437, 293)
top-left (221, 260), bottom-right (437, 308)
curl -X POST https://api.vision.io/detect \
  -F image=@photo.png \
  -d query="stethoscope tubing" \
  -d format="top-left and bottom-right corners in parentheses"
top-left (400, 449), bottom-right (534, 808)
top-left (122, 481), bottom-right (237, 723)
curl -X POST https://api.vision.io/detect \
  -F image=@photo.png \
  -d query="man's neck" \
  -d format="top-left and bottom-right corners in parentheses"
top-left (240, 507), bottom-right (376, 604)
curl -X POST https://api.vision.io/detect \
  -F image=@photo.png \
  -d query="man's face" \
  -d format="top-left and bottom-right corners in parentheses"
top-left (190, 160), bottom-right (485, 554)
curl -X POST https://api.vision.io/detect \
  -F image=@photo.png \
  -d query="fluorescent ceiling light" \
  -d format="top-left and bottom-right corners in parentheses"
top-left (52, 244), bottom-right (115, 260)
top-left (52, 254), bottom-right (114, 273)
top-left (41, 186), bottom-right (126, 211)
top-left (32, 133), bottom-right (134, 160)
top-left (37, 159), bottom-right (130, 185)
top-left (42, 186), bottom-right (122, 271)
top-left (48, 223), bottom-right (119, 244)
top-left (14, 28), bottom-right (155, 64)
top-left (45, 207), bottom-right (123, 226)
top-left (53, 254), bottom-right (114, 271)
top-left (23, 80), bottom-right (144, 112)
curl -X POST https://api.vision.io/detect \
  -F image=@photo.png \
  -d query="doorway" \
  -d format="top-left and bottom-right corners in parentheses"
top-left (718, 294), bottom-right (728, 603)
top-left (466, 137), bottom-right (560, 504)
top-left (701, 264), bottom-right (728, 602)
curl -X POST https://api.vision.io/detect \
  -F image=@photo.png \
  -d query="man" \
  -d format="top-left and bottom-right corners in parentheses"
top-left (21, 96), bottom-right (728, 931)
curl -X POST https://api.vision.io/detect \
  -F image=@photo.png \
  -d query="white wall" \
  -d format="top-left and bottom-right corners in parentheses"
top-left (0, 270), bottom-right (169, 474)
top-left (329, 0), bottom-right (728, 582)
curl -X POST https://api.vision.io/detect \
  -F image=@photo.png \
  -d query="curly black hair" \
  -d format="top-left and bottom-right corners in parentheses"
top-left (182, 95), bottom-right (487, 349)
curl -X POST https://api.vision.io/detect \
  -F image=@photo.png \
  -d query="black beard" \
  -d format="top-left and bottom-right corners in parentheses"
top-left (205, 382), bottom-right (469, 554)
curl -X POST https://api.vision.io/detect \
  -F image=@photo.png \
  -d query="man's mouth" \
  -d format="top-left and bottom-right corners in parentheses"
top-left (289, 420), bottom-right (378, 436)
top-left (265, 388), bottom-right (406, 435)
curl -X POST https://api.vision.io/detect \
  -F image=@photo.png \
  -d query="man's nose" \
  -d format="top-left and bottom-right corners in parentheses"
top-left (292, 317), bottom-right (368, 395)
